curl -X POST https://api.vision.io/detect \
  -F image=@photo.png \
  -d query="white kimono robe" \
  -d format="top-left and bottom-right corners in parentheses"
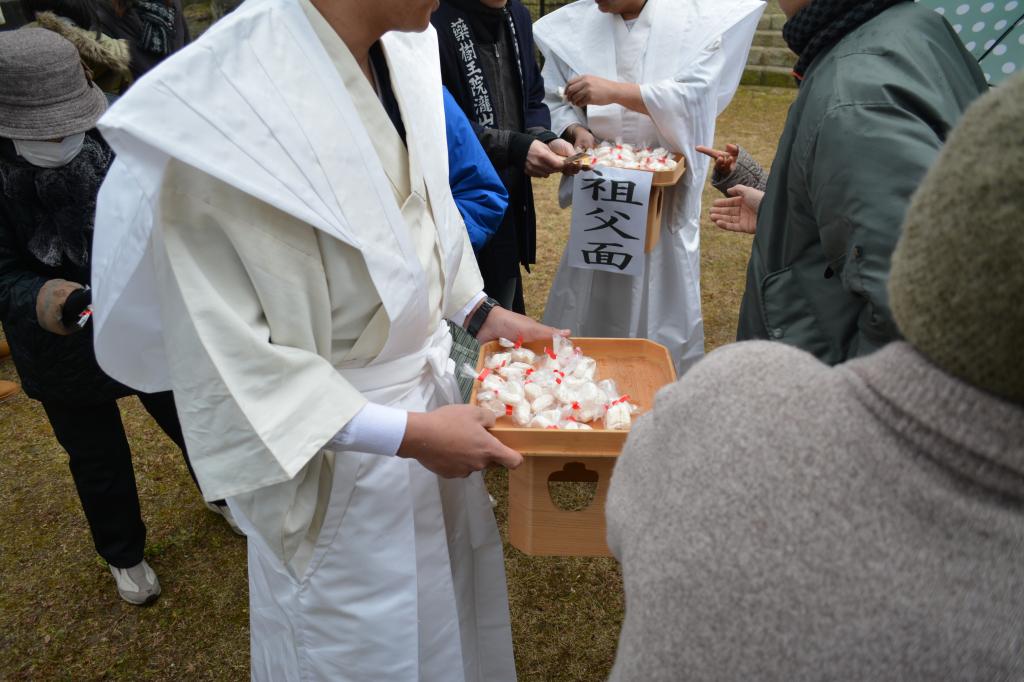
top-left (535, 0), bottom-right (764, 373)
top-left (89, 0), bottom-right (516, 679)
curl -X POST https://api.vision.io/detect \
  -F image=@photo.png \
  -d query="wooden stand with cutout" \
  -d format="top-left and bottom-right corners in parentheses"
top-left (470, 338), bottom-right (676, 556)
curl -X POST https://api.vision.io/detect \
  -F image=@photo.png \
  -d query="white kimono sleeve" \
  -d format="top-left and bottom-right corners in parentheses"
top-left (152, 160), bottom-right (369, 569)
top-left (639, 41), bottom-right (725, 194)
top-left (540, 51), bottom-right (587, 138)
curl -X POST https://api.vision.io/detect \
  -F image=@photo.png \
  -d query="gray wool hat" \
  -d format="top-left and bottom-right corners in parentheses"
top-left (889, 72), bottom-right (1024, 405)
top-left (0, 27), bottom-right (108, 141)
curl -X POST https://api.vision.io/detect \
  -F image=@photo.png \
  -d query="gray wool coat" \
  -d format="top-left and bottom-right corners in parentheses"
top-left (606, 341), bottom-right (1024, 681)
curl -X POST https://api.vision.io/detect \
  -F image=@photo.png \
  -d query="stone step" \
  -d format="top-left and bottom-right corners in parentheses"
top-left (747, 45), bottom-right (796, 69)
top-left (752, 29), bottom-right (789, 49)
top-left (757, 12), bottom-right (788, 31)
top-left (741, 65), bottom-right (796, 88)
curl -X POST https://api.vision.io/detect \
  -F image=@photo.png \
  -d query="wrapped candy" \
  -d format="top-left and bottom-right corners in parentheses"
top-left (511, 401), bottom-right (532, 427)
top-left (485, 352), bottom-right (511, 370)
top-left (476, 390), bottom-right (506, 418)
top-left (604, 400), bottom-right (632, 431)
top-left (462, 364), bottom-right (505, 393)
top-left (571, 356), bottom-right (597, 381)
top-left (498, 361), bottom-right (533, 382)
top-left (581, 141), bottom-right (679, 172)
top-left (524, 382), bottom-right (547, 402)
top-left (529, 410), bottom-right (562, 429)
top-left (497, 380), bottom-right (525, 406)
top-left (511, 347), bottom-right (537, 365)
top-left (472, 341), bottom-right (637, 431)
top-left (531, 394), bottom-right (556, 413)
top-left (597, 379), bottom-right (620, 401)
top-left (499, 335), bottom-right (538, 364)
top-left (574, 381), bottom-right (608, 423)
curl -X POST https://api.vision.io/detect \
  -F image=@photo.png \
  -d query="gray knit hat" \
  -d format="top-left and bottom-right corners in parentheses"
top-left (889, 73), bottom-right (1024, 405)
top-left (0, 28), bottom-right (108, 141)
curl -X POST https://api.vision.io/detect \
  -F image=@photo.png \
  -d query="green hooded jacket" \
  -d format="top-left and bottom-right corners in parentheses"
top-left (737, 2), bottom-right (987, 363)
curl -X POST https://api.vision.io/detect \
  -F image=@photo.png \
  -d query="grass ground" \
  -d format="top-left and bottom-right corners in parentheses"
top-left (0, 85), bottom-right (794, 680)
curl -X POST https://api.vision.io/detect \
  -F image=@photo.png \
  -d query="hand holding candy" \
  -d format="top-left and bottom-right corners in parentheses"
top-left (565, 74), bottom-right (619, 107)
top-left (525, 140), bottom-right (567, 178)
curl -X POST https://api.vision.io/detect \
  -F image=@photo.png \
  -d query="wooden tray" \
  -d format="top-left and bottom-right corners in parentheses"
top-left (468, 337), bottom-right (677, 456)
top-left (471, 337), bottom-right (676, 556)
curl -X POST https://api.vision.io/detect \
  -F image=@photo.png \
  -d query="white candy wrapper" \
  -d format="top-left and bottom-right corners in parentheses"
top-left (531, 394), bottom-right (556, 413)
top-left (529, 413), bottom-right (558, 429)
top-left (574, 382), bottom-right (608, 423)
top-left (497, 380), bottom-right (525, 405)
top-left (597, 379), bottom-right (619, 401)
top-left (524, 382), bottom-right (546, 402)
top-left (498, 362), bottom-right (533, 382)
top-left (604, 401), bottom-right (632, 430)
top-left (479, 398), bottom-right (506, 418)
top-left (511, 401), bottom-right (532, 427)
top-left (511, 347), bottom-right (536, 364)
top-left (485, 352), bottom-right (512, 370)
top-left (474, 340), bottom-right (637, 430)
top-left (529, 409), bottom-right (565, 429)
top-left (571, 356), bottom-right (597, 381)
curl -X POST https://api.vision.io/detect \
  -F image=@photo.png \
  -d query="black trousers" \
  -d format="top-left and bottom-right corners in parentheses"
top-left (41, 391), bottom-right (201, 568)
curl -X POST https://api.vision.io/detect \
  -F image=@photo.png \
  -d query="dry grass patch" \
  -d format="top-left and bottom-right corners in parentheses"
top-left (0, 85), bottom-right (794, 681)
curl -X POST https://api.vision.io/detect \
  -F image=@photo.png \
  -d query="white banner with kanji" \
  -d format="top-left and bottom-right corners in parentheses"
top-left (567, 166), bottom-right (652, 277)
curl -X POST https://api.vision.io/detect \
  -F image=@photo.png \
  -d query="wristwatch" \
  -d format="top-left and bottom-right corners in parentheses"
top-left (466, 296), bottom-right (500, 339)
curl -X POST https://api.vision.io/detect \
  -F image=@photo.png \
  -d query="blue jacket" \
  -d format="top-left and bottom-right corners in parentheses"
top-left (444, 87), bottom-right (508, 251)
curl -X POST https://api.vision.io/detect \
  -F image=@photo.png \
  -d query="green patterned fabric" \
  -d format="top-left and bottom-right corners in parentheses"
top-left (447, 321), bottom-right (481, 403)
top-left (920, 0), bottom-right (1023, 84)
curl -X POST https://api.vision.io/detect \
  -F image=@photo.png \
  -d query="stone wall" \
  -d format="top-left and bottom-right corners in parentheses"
top-left (742, 0), bottom-right (797, 88)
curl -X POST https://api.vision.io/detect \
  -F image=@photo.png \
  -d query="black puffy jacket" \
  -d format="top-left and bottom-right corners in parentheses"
top-left (0, 132), bottom-right (131, 404)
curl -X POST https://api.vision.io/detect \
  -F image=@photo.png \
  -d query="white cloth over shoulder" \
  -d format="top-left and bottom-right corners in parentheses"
top-left (92, 0), bottom-right (474, 498)
top-left (535, 0), bottom-right (763, 373)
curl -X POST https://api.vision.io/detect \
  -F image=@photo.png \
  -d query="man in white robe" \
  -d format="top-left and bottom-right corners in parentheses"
top-left (536, 0), bottom-right (764, 373)
top-left (89, 0), bottom-right (567, 678)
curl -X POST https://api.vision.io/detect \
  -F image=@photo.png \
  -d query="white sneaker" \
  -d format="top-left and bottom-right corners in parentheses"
top-left (109, 559), bottom-right (161, 605)
top-left (206, 502), bottom-right (245, 536)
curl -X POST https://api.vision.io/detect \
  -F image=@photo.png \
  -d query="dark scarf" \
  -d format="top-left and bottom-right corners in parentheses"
top-left (0, 133), bottom-right (113, 269)
top-left (134, 0), bottom-right (176, 55)
top-left (783, 0), bottom-right (911, 80)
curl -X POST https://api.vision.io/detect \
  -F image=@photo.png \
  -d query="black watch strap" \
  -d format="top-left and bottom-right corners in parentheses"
top-left (467, 296), bottom-right (499, 339)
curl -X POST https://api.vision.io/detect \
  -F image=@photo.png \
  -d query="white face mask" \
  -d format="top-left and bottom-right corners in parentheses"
top-left (12, 133), bottom-right (86, 168)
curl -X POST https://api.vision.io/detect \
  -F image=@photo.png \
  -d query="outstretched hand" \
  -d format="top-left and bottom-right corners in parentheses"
top-left (475, 305), bottom-right (569, 346)
top-left (696, 143), bottom-right (740, 177)
top-left (708, 184), bottom-right (763, 234)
